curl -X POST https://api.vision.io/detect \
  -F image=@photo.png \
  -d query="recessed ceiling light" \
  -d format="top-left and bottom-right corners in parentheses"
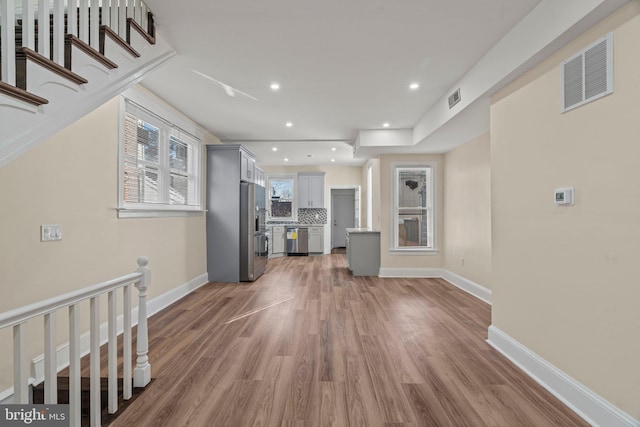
top-left (331, 147), bottom-right (337, 151)
top-left (331, 159), bottom-right (336, 162)
top-left (270, 83), bottom-right (280, 90)
top-left (272, 147), bottom-right (278, 152)
top-left (409, 83), bottom-right (420, 90)
top-left (284, 158), bottom-right (289, 162)
top-left (285, 122), bottom-right (293, 127)
top-left (383, 122), bottom-right (390, 128)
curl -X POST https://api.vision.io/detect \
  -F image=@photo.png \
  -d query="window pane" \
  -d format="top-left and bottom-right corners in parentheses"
top-left (270, 179), bottom-right (294, 200)
top-left (398, 169), bottom-right (427, 208)
top-left (271, 200), bottom-right (292, 218)
top-left (170, 173), bottom-right (188, 205)
top-left (124, 163), bottom-right (159, 203)
top-left (136, 120), bottom-right (159, 164)
top-left (397, 210), bottom-right (429, 247)
top-left (170, 137), bottom-right (189, 172)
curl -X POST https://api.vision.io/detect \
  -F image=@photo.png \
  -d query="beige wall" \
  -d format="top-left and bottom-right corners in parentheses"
top-left (444, 133), bottom-right (492, 288)
top-left (0, 96), bottom-right (208, 393)
top-left (379, 154), bottom-right (444, 270)
top-left (491, 3), bottom-right (640, 417)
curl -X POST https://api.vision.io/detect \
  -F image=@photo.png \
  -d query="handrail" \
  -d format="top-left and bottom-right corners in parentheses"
top-left (0, 256), bottom-right (152, 427)
top-left (0, 272), bottom-right (142, 329)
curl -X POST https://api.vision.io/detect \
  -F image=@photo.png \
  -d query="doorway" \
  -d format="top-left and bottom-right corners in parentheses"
top-left (331, 189), bottom-right (356, 248)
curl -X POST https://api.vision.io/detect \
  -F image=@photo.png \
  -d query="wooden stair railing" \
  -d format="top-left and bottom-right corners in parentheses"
top-left (0, 257), bottom-right (152, 427)
top-left (0, 0), bottom-right (155, 106)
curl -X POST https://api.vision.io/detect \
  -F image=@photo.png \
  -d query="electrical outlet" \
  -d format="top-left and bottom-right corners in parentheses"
top-left (41, 224), bottom-right (62, 241)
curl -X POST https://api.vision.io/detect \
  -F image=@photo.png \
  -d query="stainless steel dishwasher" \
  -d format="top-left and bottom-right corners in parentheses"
top-left (286, 226), bottom-right (308, 256)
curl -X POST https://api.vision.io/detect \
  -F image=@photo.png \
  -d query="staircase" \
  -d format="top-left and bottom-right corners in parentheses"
top-left (0, 0), bottom-right (175, 168)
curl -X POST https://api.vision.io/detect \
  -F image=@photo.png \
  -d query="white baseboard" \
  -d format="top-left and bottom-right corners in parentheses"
top-left (487, 325), bottom-right (640, 427)
top-left (440, 270), bottom-right (492, 305)
top-left (24, 272), bottom-right (209, 396)
top-left (378, 268), bottom-right (492, 305)
top-left (378, 267), bottom-right (444, 278)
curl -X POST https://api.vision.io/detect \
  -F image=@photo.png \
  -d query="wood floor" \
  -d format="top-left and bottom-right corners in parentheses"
top-left (110, 254), bottom-right (588, 427)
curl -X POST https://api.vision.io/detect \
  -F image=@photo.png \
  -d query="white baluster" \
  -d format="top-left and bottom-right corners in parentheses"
top-left (37, 0), bottom-right (50, 58)
top-left (79, 0), bottom-right (88, 43)
top-left (89, 0), bottom-right (99, 49)
top-left (52, 0), bottom-right (64, 65)
top-left (1, 0), bottom-right (16, 84)
top-left (108, 290), bottom-right (117, 414)
top-left (118, 0), bottom-right (126, 39)
top-left (68, 304), bottom-right (81, 427)
top-left (109, 0), bottom-right (117, 33)
top-left (13, 323), bottom-right (28, 403)
top-left (140, 2), bottom-right (146, 33)
top-left (68, 0), bottom-right (78, 37)
top-left (90, 296), bottom-right (101, 427)
top-left (21, 0), bottom-right (35, 49)
top-left (44, 312), bottom-right (57, 403)
top-left (134, 256), bottom-right (151, 387)
top-left (123, 284), bottom-right (132, 400)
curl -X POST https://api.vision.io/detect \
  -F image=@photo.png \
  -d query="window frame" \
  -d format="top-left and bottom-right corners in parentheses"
top-left (266, 174), bottom-right (297, 222)
top-left (390, 162), bottom-right (437, 253)
top-left (118, 90), bottom-right (204, 218)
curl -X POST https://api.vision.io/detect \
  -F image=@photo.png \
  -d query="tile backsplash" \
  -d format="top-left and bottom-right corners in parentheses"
top-left (298, 208), bottom-right (327, 224)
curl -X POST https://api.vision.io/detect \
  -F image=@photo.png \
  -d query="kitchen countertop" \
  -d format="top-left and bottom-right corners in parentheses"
top-left (346, 228), bottom-right (381, 234)
top-left (267, 223), bottom-right (326, 226)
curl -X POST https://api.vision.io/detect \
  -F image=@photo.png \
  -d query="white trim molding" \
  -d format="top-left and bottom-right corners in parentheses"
top-left (26, 272), bottom-right (209, 395)
top-left (441, 270), bottom-right (492, 305)
top-left (488, 325), bottom-right (640, 427)
top-left (379, 268), bottom-right (492, 305)
top-left (379, 267), bottom-right (444, 278)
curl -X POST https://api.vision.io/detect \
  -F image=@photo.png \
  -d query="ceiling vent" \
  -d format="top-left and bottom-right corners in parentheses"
top-left (448, 88), bottom-right (461, 109)
top-left (562, 32), bottom-right (613, 112)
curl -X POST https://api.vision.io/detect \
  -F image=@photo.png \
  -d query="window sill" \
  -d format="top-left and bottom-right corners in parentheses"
top-left (389, 248), bottom-right (439, 255)
top-left (118, 208), bottom-right (206, 219)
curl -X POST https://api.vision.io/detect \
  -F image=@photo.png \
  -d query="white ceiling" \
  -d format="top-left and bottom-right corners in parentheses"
top-left (140, 0), bottom-right (626, 166)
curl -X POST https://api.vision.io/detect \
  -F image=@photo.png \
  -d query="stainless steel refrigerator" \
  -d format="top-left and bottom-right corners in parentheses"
top-left (206, 144), bottom-right (267, 283)
top-left (240, 182), bottom-right (268, 281)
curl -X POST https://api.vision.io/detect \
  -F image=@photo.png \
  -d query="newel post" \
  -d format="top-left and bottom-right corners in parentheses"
top-left (134, 256), bottom-right (151, 387)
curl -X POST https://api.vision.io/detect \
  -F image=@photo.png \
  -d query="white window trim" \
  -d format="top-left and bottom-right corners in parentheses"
top-left (390, 161), bottom-right (438, 253)
top-left (266, 174), bottom-right (298, 222)
top-left (118, 88), bottom-right (205, 218)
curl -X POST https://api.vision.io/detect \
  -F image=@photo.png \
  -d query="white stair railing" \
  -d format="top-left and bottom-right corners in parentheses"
top-left (1, 0), bottom-right (154, 84)
top-left (0, 256), bottom-right (152, 427)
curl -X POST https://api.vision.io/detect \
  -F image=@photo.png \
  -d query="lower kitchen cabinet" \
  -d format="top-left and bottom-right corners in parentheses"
top-left (346, 228), bottom-right (380, 276)
top-left (270, 226), bottom-right (286, 257)
top-left (308, 226), bottom-right (324, 254)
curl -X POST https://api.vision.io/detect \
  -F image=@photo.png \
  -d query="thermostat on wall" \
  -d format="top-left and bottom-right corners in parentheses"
top-left (554, 187), bottom-right (574, 206)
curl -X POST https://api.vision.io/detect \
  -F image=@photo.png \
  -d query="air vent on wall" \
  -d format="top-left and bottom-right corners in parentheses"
top-left (448, 88), bottom-right (461, 109)
top-left (562, 32), bottom-right (613, 112)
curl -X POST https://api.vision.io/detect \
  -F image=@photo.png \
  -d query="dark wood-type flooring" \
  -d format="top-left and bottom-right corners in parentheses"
top-left (109, 253), bottom-right (588, 426)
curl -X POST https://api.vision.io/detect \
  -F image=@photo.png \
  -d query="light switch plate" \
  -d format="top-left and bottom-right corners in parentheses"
top-left (41, 224), bottom-right (62, 241)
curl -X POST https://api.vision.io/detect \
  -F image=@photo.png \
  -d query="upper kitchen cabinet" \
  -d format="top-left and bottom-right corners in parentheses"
top-left (254, 167), bottom-right (265, 187)
top-left (298, 172), bottom-right (325, 208)
top-left (240, 149), bottom-right (256, 182)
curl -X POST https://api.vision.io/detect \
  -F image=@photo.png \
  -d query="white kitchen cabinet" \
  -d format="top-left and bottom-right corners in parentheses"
top-left (270, 226), bottom-right (286, 257)
top-left (308, 226), bottom-right (324, 254)
top-left (240, 149), bottom-right (255, 182)
top-left (298, 173), bottom-right (324, 208)
top-left (254, 167), bottom-right (265, 187)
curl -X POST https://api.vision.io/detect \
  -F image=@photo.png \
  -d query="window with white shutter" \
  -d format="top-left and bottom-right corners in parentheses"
top-left (119, 96), bottom-right (203, 217)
